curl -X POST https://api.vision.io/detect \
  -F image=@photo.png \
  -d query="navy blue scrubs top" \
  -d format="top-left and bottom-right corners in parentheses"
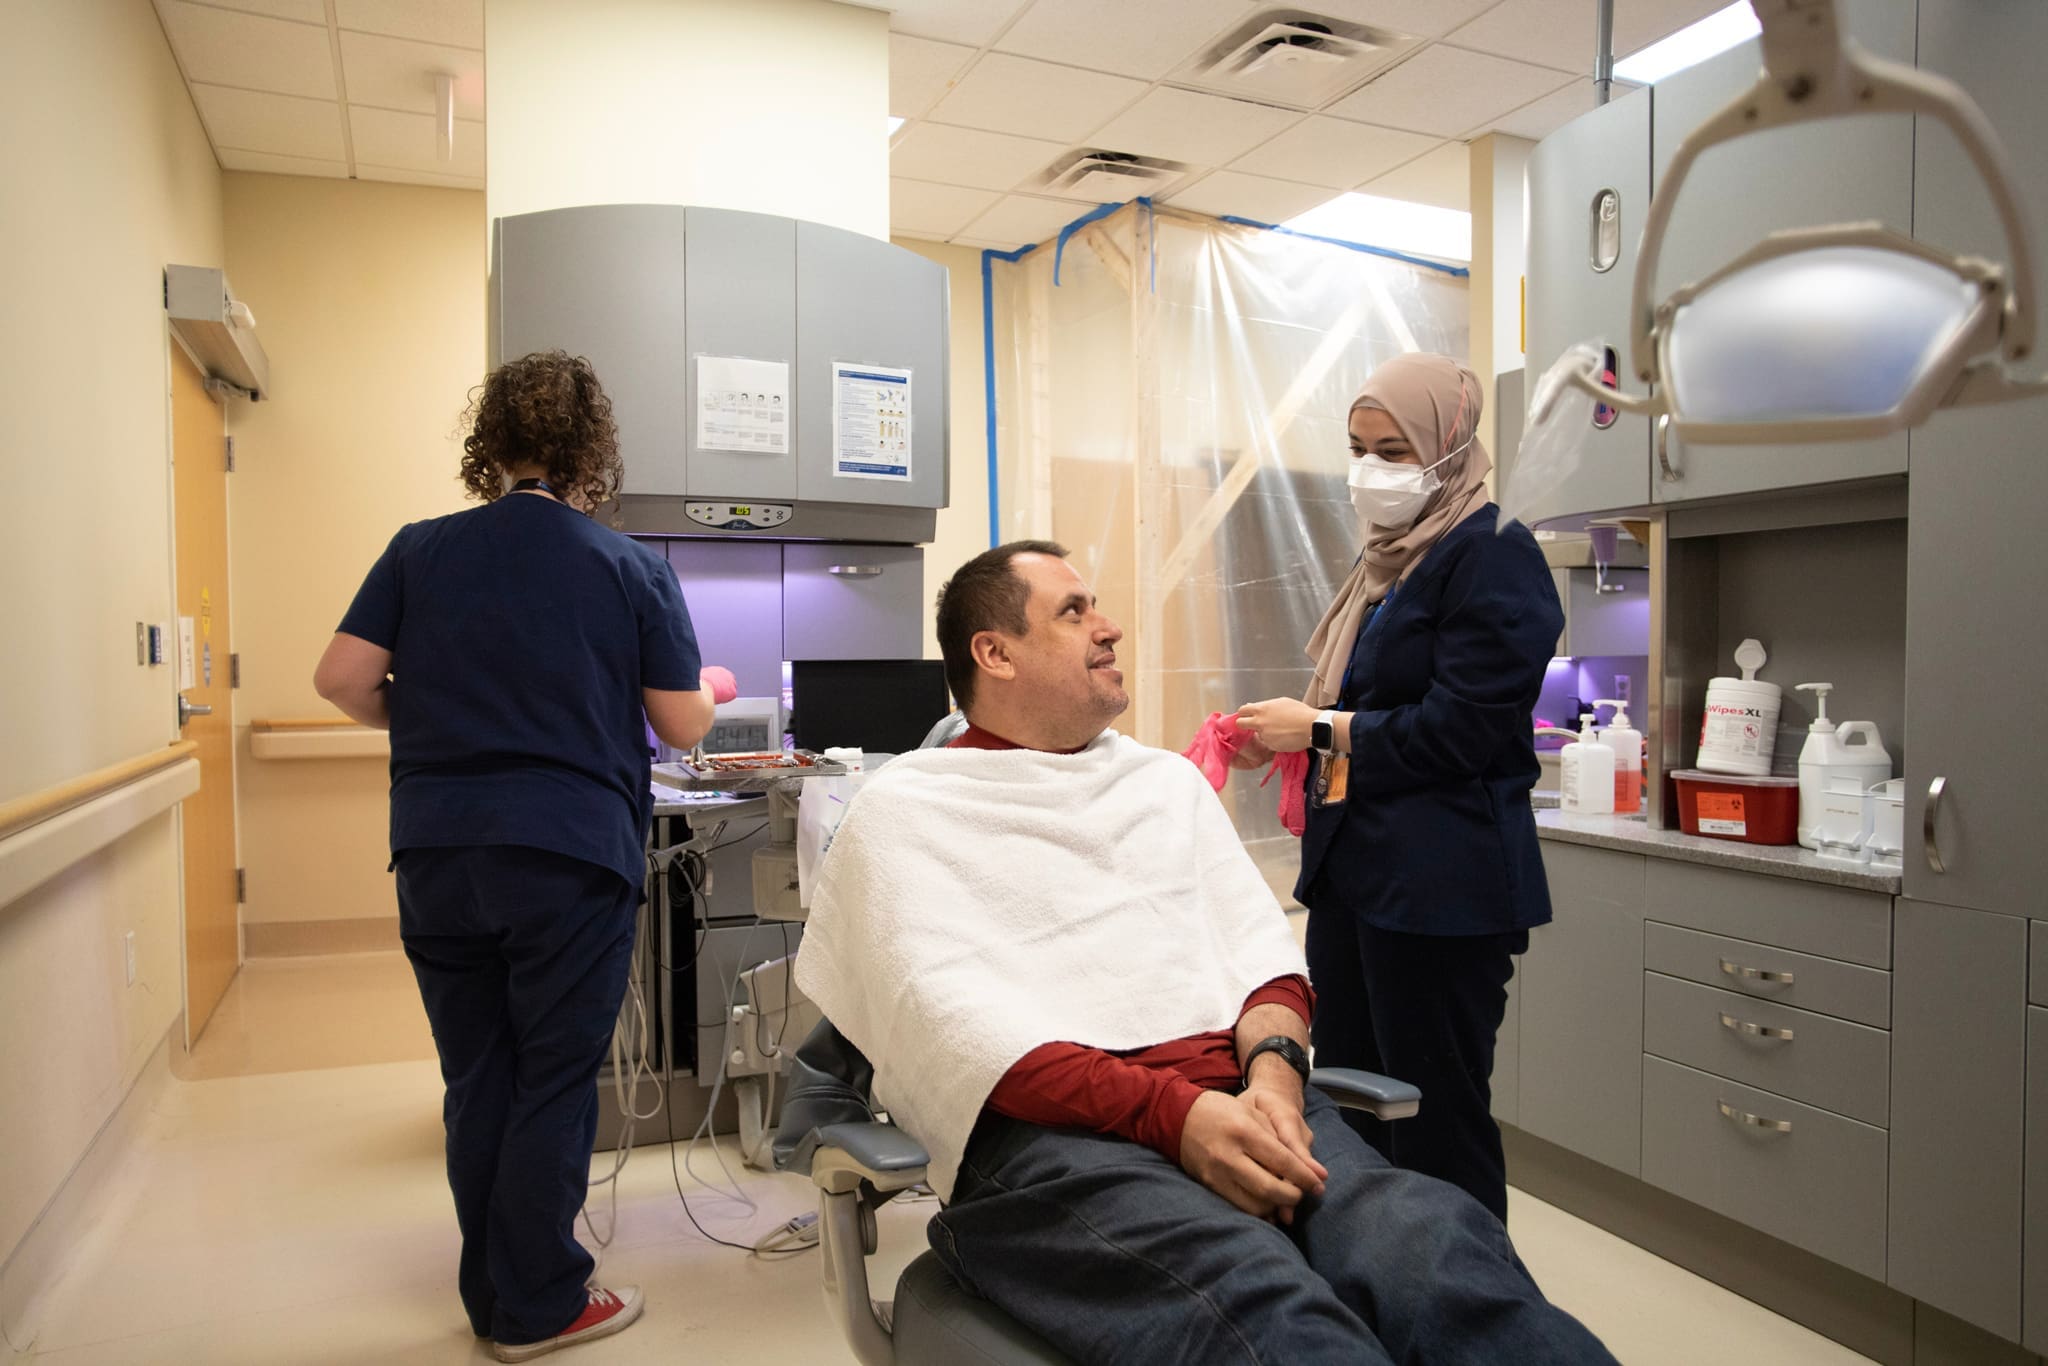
top-left (338, 493), bottom-right (701, 887)
top-left (1296, 504), bottom-right (1564, 936)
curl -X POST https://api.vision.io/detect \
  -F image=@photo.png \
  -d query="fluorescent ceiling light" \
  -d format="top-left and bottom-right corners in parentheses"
top-left (887, 115), bottom-right (906, 135)
top-left (1613, 3), bottom-right (1761, 85)
top-left (1284, 193), bottom-right (1472, 263)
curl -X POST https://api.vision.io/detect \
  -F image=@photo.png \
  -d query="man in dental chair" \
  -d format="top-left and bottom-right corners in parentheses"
top-left (792, 541), bottom-right (1614, 1366)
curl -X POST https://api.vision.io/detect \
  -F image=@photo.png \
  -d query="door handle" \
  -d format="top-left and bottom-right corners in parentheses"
top-left (1923, 775), bottom-right (1948, 873)
top-left (177, 695), bottom-right (213, 727)
top-left (1720, 959), bottom-right (1794, 986)
top-left (1720, 1012), bottom-right (1794, 1042)
top-left (1718, 1100), bottom-right (1793, 1133)
top-left (827, 565), bottom-right (883, 577)
top-left (1656, 414), bottom-right (1680, 482)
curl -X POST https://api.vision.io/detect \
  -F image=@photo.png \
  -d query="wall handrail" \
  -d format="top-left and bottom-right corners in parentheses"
top-left (250, 717), bottom-right (363, 732)
top-left (0, 742), bottom-right (199, 845)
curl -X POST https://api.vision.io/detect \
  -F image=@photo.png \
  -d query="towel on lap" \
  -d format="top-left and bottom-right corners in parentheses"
top-left (793, 730), bottom-right (1308, 1201)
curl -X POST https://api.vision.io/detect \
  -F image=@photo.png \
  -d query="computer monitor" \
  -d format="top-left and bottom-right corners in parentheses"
top-left (789, 659), bottom-right (952, 756)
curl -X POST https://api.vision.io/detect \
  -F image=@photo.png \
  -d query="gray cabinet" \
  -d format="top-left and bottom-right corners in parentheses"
top-left (781, 543), bottom-right (923, 661)
top-left (495, 206), bottom-right (690, 497)
top-left (1517, 843), bottom-right (1645, 1174)
top-left (1902, 0), bottom-right (2048, 916)
top-left (2026, 1007), bottom-right (2047, 1354)
top-left (684, 209), bottom-right (797, 501)
top-left (665, 539), bottom-right (786, 700)
top-left (1888, 898), bottom-right (2028, 1341)
top-left (1521, 88), bottom-right (1651, 526)
top-left (1551, 567), bottom-right (1649, 658)
top-left (1645, 0), bottom-right (1916, 503)
top-left (2033, 923), bottom-right (2048, 1009)
top-left (795, 221), bottom-right (950, 511)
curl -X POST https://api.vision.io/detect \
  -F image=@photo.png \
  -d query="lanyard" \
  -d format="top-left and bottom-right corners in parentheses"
top-left (511, 477), bottom-right (556, 494)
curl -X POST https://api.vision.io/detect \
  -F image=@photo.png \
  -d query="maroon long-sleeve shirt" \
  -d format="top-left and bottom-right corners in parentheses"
top-left (949, 723), bottom-right (1313, 1159)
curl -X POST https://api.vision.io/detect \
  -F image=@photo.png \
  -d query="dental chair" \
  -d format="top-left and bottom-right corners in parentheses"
top-left (773, 1022), bottom-right (1421, 1366)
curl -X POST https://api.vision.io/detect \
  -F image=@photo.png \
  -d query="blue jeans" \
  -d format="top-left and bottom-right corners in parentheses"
top-left (397, 846), bottom-right (639, 1346)
top-left (930, 1089), bottom-right (1615, 1366)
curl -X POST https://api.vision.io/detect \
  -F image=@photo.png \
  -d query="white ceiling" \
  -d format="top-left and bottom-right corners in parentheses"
top-left (152, 0), bottom-right (1726, 248)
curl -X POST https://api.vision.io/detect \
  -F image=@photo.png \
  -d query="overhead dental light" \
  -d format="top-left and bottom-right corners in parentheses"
top-left (1562, 0), bottom-right (2046, 444)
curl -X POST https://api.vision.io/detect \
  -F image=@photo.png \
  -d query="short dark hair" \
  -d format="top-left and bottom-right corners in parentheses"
top-left (935, 540), bottom-right (1070, 709)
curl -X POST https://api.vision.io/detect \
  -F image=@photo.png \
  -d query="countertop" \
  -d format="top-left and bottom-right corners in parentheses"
top-left (1534, 809), bottom-right (1904, 895)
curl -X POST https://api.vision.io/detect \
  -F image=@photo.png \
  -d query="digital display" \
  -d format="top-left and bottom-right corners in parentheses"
top-left (704, 717), bottom-right (773, 754)
top-left (731, 505), bottom-right (751, 516)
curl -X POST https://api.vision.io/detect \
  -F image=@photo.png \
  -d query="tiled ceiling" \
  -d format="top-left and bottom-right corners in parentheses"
top-left (152, 0), bottom-right (485, 188)
top-left (151, 0), bottom-right (1728, 248)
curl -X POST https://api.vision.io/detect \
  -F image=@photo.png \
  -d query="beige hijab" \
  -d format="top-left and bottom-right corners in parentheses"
top-left (1303, 353), bottom-right (1495, 708)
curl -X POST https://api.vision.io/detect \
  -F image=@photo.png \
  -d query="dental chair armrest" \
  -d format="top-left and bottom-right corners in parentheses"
top-left (811, 1122), bottom-right (931, 1196)
top-left (1309, 1067), bottom-right (1422, 1121)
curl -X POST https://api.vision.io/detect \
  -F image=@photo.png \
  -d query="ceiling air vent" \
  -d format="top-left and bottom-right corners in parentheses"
top-left (1038, 150), bottom-right (1190, 203)
top-left (1174, 10), bottom-right (1416, 110)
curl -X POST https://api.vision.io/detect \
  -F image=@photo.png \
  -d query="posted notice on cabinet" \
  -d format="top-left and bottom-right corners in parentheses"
top-left (831, 362), bottom-right (912, 482)
top-left (696, 355), bottom-right (789, 455)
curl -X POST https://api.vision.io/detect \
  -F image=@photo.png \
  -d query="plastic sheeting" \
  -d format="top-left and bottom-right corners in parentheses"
top-left (986, 202), bottom-right (1468, 887)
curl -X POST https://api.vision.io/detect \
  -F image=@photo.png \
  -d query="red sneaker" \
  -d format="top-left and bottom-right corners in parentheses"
top-left (491, 1285), bottom-right (645, 1362)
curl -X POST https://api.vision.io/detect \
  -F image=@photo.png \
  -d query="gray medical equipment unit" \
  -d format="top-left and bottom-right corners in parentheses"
top-left (490, 205), bottom-right (950, 1151)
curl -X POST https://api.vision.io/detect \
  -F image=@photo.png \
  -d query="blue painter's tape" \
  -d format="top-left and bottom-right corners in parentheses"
top-left (1217, 215), bottom-right (1471, 278)
top-left (981, 240), bottom-right (1038, 548)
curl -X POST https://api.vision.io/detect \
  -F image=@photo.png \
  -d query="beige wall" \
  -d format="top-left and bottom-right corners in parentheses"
top-left (485, 0), bottom-right (889, 239)
top-left (1469, 133), bottom-right (1534, 464)
top-left (0, 0), bottom-right (221, 1263)
top-left (221, 175), bottom-right (484, 930)
top-left (893, 239), bottom-right (992, 657)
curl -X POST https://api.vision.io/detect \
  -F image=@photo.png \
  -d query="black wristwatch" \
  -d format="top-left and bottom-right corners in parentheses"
top-left (1243, 1035), bottom-right (1311, 1086)
top-left (1310, 710), bottom-right (1336, 753)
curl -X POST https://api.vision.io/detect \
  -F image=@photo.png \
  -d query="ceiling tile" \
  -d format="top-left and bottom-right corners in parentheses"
top-left (1273, 0), bottom-right (1501, 40)
top-left (927, 54), bottom-right (1147, 143)
top-left (1327, 45), bottom-right (1573, 136)
top-left (890, 179), bottom-right (1002, 237)
top-left (182, 0), bottom-right (326, 21)
top-left (349, 106), bottom-right (485, 176)
top-left (994, 0), bottom-right (1246, 81)
top-left (216, 148), bottom-right (349, 178)
top-left (353, 164), bottom-right (485, 189)
top-left (1229, 115), bottom-right (1438, 189)
top-left (958, 195), bottom-right (1088, 250)
top-left (1165, 170), bottom-right (1336, 223)
top-left (890, 122), bottom-right (1069, 193)
top-left (335, 0), bottom-right (483, 49)
top-left (1085, 88), bottom-right (1301, 167)
top-left (1481, 77), bottom-right (1641, 142)
top-left (1361, 139), bottom-right (1469, 209)
top-left (890, 35), bottom-right (976, 118)
top-left (157, 2), bottom-right (337, 99)
top-left (339, 31), bottom-right (484, 119)
top-left (191, 84), bottom-right (345, 160)
top-left (1449, 0), bottom-right (1732, 74)
top-left (880, 0), bottom-right (1029, 48)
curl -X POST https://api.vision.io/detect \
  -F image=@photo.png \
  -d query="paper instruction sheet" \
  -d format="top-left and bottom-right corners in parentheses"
top-left (831, 362), bottom-right (912, 482)
top-left (696, 356), bottom-right (789, 455)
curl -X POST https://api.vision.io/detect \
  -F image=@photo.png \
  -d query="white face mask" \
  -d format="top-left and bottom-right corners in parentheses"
top-left (1348, 445), bottom-right (1458, 529)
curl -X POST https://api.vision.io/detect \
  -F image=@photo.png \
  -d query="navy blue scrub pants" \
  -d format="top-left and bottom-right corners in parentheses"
top-left (1305, 908), bottom-right (1526, 1224)
top-left (396, 845), bottom-right (639, 1346)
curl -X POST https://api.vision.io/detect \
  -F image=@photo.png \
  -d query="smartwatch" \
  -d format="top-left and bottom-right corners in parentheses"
top-left (1310, 710), bottom-right (1336, 753)
top-left (1243, 1035), bottom-right (1312, 1086)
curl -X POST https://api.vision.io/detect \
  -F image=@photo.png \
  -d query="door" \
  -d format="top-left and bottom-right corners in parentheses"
top-left (1522, 86), bottom-right (1652, 525)
top-left (1647, 0), bottom-right (1916, 502)
top-left (1903, 0), bottom-right (2048, 912)
top-left (170, 346), bottom-right (238, 1043)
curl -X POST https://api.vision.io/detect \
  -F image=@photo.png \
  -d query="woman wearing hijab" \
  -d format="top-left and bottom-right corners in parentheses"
top-left (1233, 352), bottom-right (1563, 1223)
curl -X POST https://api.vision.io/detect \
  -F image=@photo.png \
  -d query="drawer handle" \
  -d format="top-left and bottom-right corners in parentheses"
top-left (1657, 414), bottom-right (1680, 482)
top-left (1923, 775), bottom-right (1948, 873)
top-left (1719, 958), bottom-right (1794, 986)
top-left (1720, 1012), bottom-right (1794, 1042)
top-left (1718, 1100), bottom-right (1793, 1133)
top-left (828, 565), bottom-right (884, 577)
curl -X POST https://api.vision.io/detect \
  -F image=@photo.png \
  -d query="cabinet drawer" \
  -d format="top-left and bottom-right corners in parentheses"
top-left (1645, 973), bottom-right (1889, 1126)
top-left (1643, 1056), bottom-right (1887, 1281)
top-left (2031, 923), bottom-right (2047, 1008)
top-left (2027, 1008), bottom-right (2047, 1354)
top-left (1645, 922), bottom-right (1890, 1028)
top-left (780, 543), bottom-right (923, 661)
top-left (1644, 860), bottom-right (1892, 968)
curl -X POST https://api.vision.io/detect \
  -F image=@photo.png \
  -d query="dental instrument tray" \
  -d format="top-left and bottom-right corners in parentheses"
top-left (652, 749), bottom-right (847, 794)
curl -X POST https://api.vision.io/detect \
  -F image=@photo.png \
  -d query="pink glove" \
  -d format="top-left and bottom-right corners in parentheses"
top-left (700, 665), bottom-right (738, 704)
top-left (1181, 711), bottom-right (1252, 791)
top-left (1261, 750), bottom-right (1311, 838)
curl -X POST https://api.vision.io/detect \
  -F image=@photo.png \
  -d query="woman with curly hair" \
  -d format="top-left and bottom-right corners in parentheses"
top-left (315, 350), bottom-right (718, 1360)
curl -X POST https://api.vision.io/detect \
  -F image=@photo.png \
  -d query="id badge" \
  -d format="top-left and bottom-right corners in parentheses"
top-left (1313, 752), bottom-right (1349, 807)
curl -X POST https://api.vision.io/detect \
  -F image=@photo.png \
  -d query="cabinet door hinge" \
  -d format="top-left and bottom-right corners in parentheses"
top-left (224, 435), bottom-right (236, 472)
top-left (235, 868), bottom-right (247, 903)
top-left (230, 653), bottom-right (241, 688)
